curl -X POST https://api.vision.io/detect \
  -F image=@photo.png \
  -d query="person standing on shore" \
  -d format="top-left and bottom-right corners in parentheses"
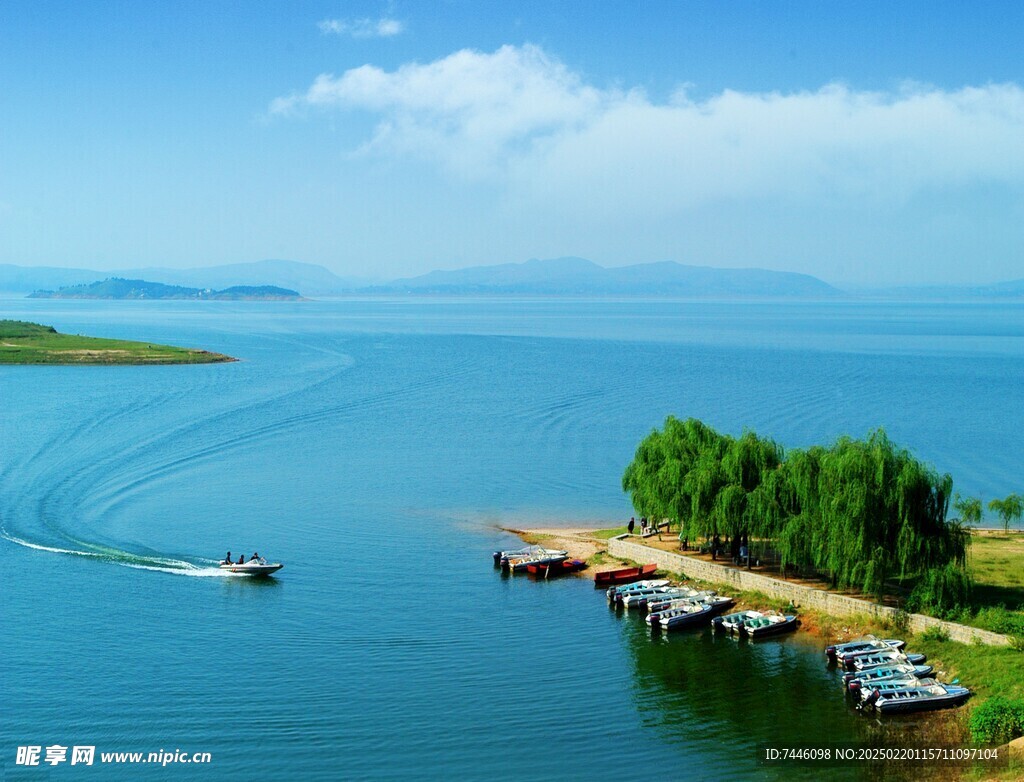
top-left (628, 517), bottom-right (635, 534)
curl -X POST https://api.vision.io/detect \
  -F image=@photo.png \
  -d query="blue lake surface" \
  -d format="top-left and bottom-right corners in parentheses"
top-left (1, 297), bottom-right (1022, 780)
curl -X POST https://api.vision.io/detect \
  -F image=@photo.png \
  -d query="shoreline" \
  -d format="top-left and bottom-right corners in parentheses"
top-left (499, 525), bottom-right (635, 578)
top-left (0, 320), bottom-right (237, 365)
top-left (503, 524), bottom-right (894, 642)
top-left (502, 524), bottom-right (1024, 766)
top-left (505, 524), bottom-right (1022, 639)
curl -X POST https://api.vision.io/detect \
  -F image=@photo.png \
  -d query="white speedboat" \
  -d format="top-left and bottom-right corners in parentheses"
top-left (219, 558), bottom-right (283, 577)
top-left (870, 682), bottom-right (971, 714)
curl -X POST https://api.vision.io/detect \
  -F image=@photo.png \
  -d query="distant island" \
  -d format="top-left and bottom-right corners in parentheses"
top-left (0, 320), bottom-right (236, 365)
top-left (28, 278), bottom-right (303, 301)
top-left (0, 260), bottom-right (359, 297)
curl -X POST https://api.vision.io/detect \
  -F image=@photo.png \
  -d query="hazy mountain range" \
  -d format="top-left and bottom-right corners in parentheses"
top-left (1, 257), bottom-right (1021, 299)
top-left (370, 257), bottom-right (839, 297)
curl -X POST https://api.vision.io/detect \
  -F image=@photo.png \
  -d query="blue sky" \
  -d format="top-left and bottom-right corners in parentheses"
top-left (1, 1), bottom-right (1022, 284)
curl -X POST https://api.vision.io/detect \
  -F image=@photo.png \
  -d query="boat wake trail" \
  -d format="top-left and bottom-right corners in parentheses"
top-left (0, 524), bottom-right (232, 576)
top-left (2, 329), bottom-right (485, 574)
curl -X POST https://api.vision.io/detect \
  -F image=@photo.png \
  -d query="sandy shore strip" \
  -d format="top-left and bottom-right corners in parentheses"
top-left (499, 525), bottom-right (639, 576)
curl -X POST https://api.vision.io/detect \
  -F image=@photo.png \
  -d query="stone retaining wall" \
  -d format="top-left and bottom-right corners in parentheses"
top-left (608, 536), bottom-right (1011, 647)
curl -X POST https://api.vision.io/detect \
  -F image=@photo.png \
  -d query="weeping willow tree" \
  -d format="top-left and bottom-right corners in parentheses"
top-left (989, 494), bottom-right (1024, 533)
top-left (749, 445), bottom-right (825, 574)
top-left (622, 416), bottom-right (731, 536)
top-left (953, 494), bottom-right (983, 526)
top-left (717, 431), bottom-right (784, 566)
top-left (811, 430), bottom-right (967, 600)
top-left (623, 418), bottom-right (972, 607)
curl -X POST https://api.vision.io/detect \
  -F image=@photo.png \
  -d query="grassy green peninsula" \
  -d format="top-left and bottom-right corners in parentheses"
top-left (0, 320), bottom-right (236, 365)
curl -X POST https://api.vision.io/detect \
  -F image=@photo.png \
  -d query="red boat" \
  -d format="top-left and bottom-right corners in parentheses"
top-left (594, 563), bottom-right (657, 586)
top-left (528, 558), bottom-right (588, 576)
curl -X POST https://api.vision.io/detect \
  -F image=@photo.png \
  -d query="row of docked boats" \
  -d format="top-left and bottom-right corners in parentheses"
top-left (604, 578), bottom-right (801, 637)
top-left (826, 636), bottom-right (971, 714)
top-left (494, 546), bottom-right (971, 718)
top-left (605, 577), bottom-right (802, 638)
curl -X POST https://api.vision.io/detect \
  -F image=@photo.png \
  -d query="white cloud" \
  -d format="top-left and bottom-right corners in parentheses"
top-left (318, 17), bottom-right (404, 39)
top-left (273, 44), bottom-right (1024, 212)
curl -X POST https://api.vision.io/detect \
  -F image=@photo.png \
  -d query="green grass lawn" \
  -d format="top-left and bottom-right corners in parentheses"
top-left (913, 636), bottom-right (1024, 702)
top-left (971, 533), bottom-right (1024, 607)
top-left (0, 320), bottom-right (234, 365)
top-left (592, 526), bottom-right (629, 539)
top-left (961, 532), bottom-right (1024, 638)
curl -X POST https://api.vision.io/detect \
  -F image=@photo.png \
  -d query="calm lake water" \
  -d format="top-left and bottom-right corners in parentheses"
top-left (2, 297), bottom-right (1022, 780)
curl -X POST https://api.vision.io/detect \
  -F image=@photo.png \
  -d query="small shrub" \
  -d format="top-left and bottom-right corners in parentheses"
top-left (969, 697), bottom-right (1024, 744)
top-left (974, 606), bottom-right (1024, 637)
top-left (920, 625), bottom-right (950, 642)
top-left (889, 608), bottom-right (911, 636)
top-left (952, 605), bottom-right (974, 625)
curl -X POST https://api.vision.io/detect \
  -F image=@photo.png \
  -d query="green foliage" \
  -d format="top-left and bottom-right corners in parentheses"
top-left (0, 319), bottom-right (57, 337)
top-left (988, 494), bottom-right (1024, 533)
top-left (953, 493), bottom-right (983, 526)
top-left (888, 608), bottom-right (911, 636)
top-left (968, 697), bottom-right (1024, 744)
top-left (915, 636), bottom-right (1024, 702)
top-left (906, 564), bottom-right (974, 615)
top-left (623, 417), bottom-right (972, 603)
top-left (591, 527), bottom-right (629, 540)
top-left (919, 624), bottom-right (951, 642)
top-left (621, 417), bottom-right (782, 547)
top-left (972, 606), bottom-right (1024, 637)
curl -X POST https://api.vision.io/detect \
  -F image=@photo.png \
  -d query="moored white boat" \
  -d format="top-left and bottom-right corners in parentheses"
top-left (869, 682), bottom-right (971, 714)
top-left (621, 587), bottom-right (708, 610)
top-left (713, 610), bottom-right (763, 634)
top-left (500, 547), bottom-right (568, 570)
top-left (844, 663), bottom-right (933, 691)
top-left (493, 546), bottom-right (533, 562)
top-left (604, 579), bottom-right (670, 600)
top-left (850, 649), bottom-right (926, 672)
top-left (825, 636), bottom-right (904, 660)
top-left (651, 596), bottom-right (734, 629)
top-left (645, 592), bottom-right (716, 614)
top-left (609, 584), bottom-right (677, 605)
top-left (741, 612), bottom-right (798, 638)
top-left (856, 677), bottom-right (938, 704)
top-left (506, 553), bottom-right (569, 573)
top-left (834, 639), bottom-right (906, 665)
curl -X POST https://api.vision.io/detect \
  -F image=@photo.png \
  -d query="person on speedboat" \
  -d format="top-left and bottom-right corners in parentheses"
top-left (237, 554), bottom-right (245, 564)
top-left (250, 552), bottom-right (260, 562)
top-left (223, 551), bottom-right (232, 565)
